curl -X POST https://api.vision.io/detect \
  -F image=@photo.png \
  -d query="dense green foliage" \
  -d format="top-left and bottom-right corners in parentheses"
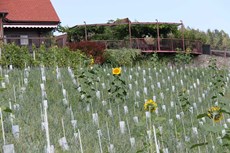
top-left (0, 44), bottom-right (32, 68)
top-left (103, 48), bottom-right (142, 66)
top-left (174, 48), bottom-right (193, 65)
top-left (0, 43), bottom-right (89, 69)
top-left (66, 19), bottom-right (178, 41)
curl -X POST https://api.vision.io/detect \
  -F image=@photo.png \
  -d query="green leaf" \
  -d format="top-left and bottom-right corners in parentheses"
top-left (221, 108), bottom-right (230, 115)
top-left (3, 107), bottom-right (12, 113)
top-left (223, 143), bottom-right (230, 147)
top-left (190, 142), bottom-right (208, 149)
top-left (219, 92), bottom-right (224, 96)
top-left (197, 113), bottom-right (208, 119)
top-left (0, 88), bottom-right (6, 92)
top-left (222, 134), bottom-right (230, 141)
top-left (211, 95), bottom-right (217, 99)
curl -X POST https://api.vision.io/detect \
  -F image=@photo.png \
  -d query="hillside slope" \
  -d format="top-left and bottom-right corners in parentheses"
top-left (193, 55), bottom-right (230, 69)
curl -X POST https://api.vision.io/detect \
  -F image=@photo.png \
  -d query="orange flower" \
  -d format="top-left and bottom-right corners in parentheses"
top-left (112, 67), bottom-right (121, 75)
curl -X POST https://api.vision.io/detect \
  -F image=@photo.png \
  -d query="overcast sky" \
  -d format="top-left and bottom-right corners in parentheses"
top-left (51, 0), bottom-right (230, 35)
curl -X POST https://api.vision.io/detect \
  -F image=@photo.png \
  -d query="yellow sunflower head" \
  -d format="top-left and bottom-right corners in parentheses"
top-left (207, 106), bottom-right (223, 122)
top-left (144, 99), bottom-right (157, 112)
top-left (112, 67), bottom-right (121, 75)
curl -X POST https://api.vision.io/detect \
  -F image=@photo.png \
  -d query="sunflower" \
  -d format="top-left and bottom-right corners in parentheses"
top-left (144, 99), bottom-right (157, 112)
top-left (112, 67), bottom-right (121, 75)
top-left (207, 106), bottom-right (223, 122)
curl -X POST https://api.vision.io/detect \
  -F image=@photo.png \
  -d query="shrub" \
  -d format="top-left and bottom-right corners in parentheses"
top-left (149, 52), bottom-right (159, 66)
top-left (174, 48), bottom-right (193, 65)
top-left (103, 48), bottom-right (141, 66)
top-left (68, 41), bottom-right (106, 64)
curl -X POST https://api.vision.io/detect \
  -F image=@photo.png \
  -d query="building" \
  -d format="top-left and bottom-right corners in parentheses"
top-left (0, 0), bottom-right (60, 47)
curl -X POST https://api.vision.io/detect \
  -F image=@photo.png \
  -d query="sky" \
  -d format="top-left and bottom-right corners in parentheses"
top-left (51, 0), bottom-right (230, 35)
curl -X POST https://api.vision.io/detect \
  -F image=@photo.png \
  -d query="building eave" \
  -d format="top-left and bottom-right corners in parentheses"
top-left (3, 24), bottom-right (58, 28)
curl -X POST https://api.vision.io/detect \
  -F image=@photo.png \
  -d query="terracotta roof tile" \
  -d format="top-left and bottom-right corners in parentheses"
top-left (0, 0), bottom-right (60, 23)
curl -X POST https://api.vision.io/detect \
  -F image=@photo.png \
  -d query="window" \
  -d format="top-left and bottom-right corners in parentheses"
top-left (20, 35), bottom-right (29, 45)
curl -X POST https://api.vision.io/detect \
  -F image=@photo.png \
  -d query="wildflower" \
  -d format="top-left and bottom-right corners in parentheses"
top-left (90, 58), bottom-right (94, 65)
top-left (207, 106), bottom-right (223, 122)
top-left (112, 67), bottom-right (121, 75)
top-left (144, 99), bottom-right (157, 112)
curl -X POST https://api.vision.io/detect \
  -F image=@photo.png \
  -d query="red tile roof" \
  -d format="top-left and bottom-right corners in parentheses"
top-left (0, 0), bottom-right (60, 23)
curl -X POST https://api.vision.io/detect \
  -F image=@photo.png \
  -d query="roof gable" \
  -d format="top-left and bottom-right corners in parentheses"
top-left (0, 0), bottom-right (60, 23)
